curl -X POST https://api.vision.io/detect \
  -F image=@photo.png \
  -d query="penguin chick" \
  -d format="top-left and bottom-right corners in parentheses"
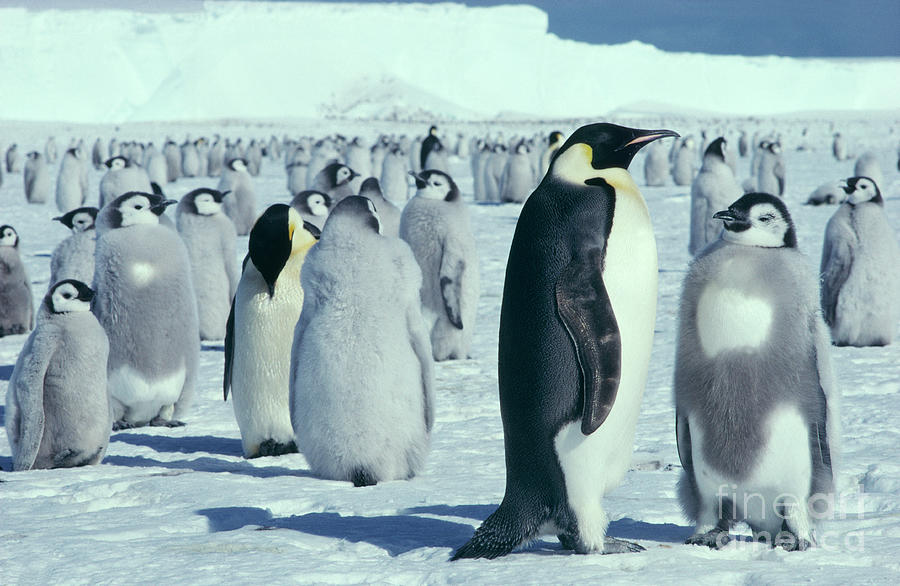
top-left (500, 141), bottom-right (536, 204)
top-left (289, 190), bottom-right (332, 232)
top-left (50, 206), bottom-right (99, 286)
top-left (805, 180), bottom-right (846, 206)
top-left (0, 225), bottom-right (34, 337)
top-left (23, 151), bottom-right (51, 204)
top-left (358, 177), bottom-right (401, 237)
top-left (55, 147), bottom-right (89, 213)
top-left (756, 142), bottom-right (785, 196)
top-left (5, 280), bottom-right (110, 471)
top-left (99, 156), bottom-right (152, 210)
top-left (312, 162), bottom-right (359, 206)
top-left (689, 137), bottom-right (743, 255)
top-left (216, 158), bottom-right (258, 236)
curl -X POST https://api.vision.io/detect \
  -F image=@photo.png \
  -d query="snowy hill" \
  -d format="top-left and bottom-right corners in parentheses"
top-left (0, 1), bottom-right (898, 123)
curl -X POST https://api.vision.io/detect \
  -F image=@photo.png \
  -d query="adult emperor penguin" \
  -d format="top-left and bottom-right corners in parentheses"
top-left (400, 170), bottom-right (479, 361)
top-left (224, 204), bottom-right (320, 458)
top-left (217, 158), bottom-right (258, 236)
top-left (311, 162), bottom-right (359, 206)
top-left (539, 130), bottom-right (565, 178)
top-left (290, 196), bottom-right (435, 486)
top-left (55, 147), bottom-right (89, 213)
top-left (0, 225), bottom-right (34, 337)
top-left (23, 151), bottom-right (51, 204)
top-left (93, 191), bottom-right (199, 428)
top-left (290, 190), bottom-right (332, 232)
top-left (359, 177), bottom-right (401, 237)
top-left (420, 125), bottom-right (442, 172)
top-left (175, 188), bottom-right (239, 341)
top-left (6, 143), bottom-right (22, 173)
top-left (99, 156), bottom-right (152, 209)
top-left (675, 192), bottom-right (838, 551)
top-left (50, 206), bottom-right (98, 286)
top-left (5, 280), bottom-right (110, 471)
top-left (452, 123), bottom-right (678, 560)
top-left (689, 137), bottom-right (743, 255)
top-left (820, 177), bottom-right (900, 347)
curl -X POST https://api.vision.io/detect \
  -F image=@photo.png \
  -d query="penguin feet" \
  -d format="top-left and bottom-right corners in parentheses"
top-left (685, 528), bottom-right (731, 549)
top-left (602, 537), bottom-right (645, 554)
top-left (149, 417), bottom-right (186, 428)
top-left (557, 533), bottom-right (578, 551)
top-left (350, 467), bottom-right (378, 487)
top-left (112, 420), bottom-right (141, 431)
top-left (253, 439), bottom-right (299, 458)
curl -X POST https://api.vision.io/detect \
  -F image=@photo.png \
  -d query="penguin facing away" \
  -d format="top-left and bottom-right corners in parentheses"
top-left (289, 190), bottom-right (332, 232)
top-left (99, 156), bottom-right (153, 209)
top-left (312, 162), bottom-right (359, 206)
top-left (50, 206), bottom-right (99, 286)
top-left (23, 151), bottom-right (51, 204)
top-left (820, 177), bottom-right (900, 347)
top-left (452, 123), bottom-right (678, 559)
top-left (290, 196), bottom-right (435, 486)
top-left (689, 137), bottom-right (743, 255)
top-left (217, 158), bottom-right (258, 236)
top-left (0, 225), bottom-right (35, 337)
top-left (55, 147), bottom-right (89, 213)
top-left (224, 204), bottom-right (320, 458)
top-left (5, 280), bottom-right (110, 471)
top-left (675, 192), bottom-right (838, 551)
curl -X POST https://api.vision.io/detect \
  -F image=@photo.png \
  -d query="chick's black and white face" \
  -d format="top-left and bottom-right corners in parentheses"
top-left (193, 193), bottom-right (221, 216)
top-left (335, 166), bottom-right (353, 185)
top-left (307, 193), bottom-right (329, 217)
top-left (229, 159), bottom-right (247, 172)
top-left (107, 157), bottom-right (126, 170)
top-left (50, 281), bottom-right (93, 313)
top-left (0, 226), bottom-right (18, 247)
top-left (416, 172), bottom-right (451, 200)
top-left (117, 194), bottom-right (159, 227)
top-left (846, 177), bottom-right (879, 205)
top-left (71, 212), bottom-right (95, 232)
top-left (721, 202), bottom-right (791, 248)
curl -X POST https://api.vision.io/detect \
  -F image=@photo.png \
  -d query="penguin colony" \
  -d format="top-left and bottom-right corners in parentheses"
top-left (3, 120), bottom-right (900, 565)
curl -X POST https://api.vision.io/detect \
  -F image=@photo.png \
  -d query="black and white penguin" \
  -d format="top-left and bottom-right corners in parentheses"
top-left (99, 156), bottom-right (152, 209)
top-left (452, 123), bottom-right (678, 560)
top-left (311, 162), bottom-right (359, 206)
top-left (50, 206), bottom-right (98, 286)
top-left (0, 225), bottom-right (34, 337)
top-left (289, 190), bottom-right (332, 232)
top-left (419, 125), bottom-right (442, 172)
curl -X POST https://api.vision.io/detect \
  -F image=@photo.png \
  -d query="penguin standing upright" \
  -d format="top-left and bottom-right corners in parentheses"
top-left (345, 137), bottom-right (371, 192)
top-left (181, 141), bottom-right (200, 178)
top-left (453, 123), bottom-right (678, 560)
top-left (6, 144), bottom-right (22, 173)
top-left (290, 196), bottom-right (435, 486)
top-left (55, 147), bottom-right (89, 213)
top-left (286, 145), bottom-right (312, 196)
top-left (672, 137), bottom-right (696, 186)
top-left (643, 139), bottom-right (670, 187)
top-left (176, 188), bottom-right (240, 341)
top-left (143, 144), bottom-right (168, 188)
top-left (820, 177), bottom-right (900, 347)
top-left (832, 133), bottom-right (848, 161)
top-left (99, 156), bottom-right (152, 209)
top-left (401, 170), bottom-right (479, 361)
top-left (163, 140), bottom-right (181, 183)
top-left (45, 136), bottom-right (58, 164)
top-left (92, 192), bottom-right (199, 428)
top-left (420, 125), bottom-right (442, 172)
top-left (23, 151), bottom-right (51, 204)
top-left (738, 130), bottom-right (749, 157)
top-left (380, 144), bottom-right (411, 203)
top-left (483, 143), bottom-right (508, 202)
top-left (756, 141), bottom-right (785, 196)
top-left (0, 225), bottom-right (34, 337)
top-left (500, 141), bottom-right (536, 204)
top-left (50, 207), bottom-right (98, 286)
top-left (91, 138), bottom-right (105, 170)
top-left (5, 280), bottom-right (110, 471)
top-left (675, 193), bottom-right (838, 551)
top-left (224, 204), bottom-right (319, 458)
top-left (217, 158), bottom-right (258, 236)
top-left (689, 137), bottom-right (743, 255)
top-left (358, 177), bottom-right (401, 237)
top-left (290, 190), bottom-right (332, 232)
top-left (539, 131), bottom-right (565, 179)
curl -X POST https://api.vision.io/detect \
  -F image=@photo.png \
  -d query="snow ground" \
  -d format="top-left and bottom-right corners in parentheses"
top-left (1, 115), bottom-right (899, 584)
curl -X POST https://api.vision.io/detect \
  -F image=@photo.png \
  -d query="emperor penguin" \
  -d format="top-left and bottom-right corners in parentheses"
top-left (290, 190), bottom-right (332, 232)
top-left (738, 131), bottom-right (749, 157)
top-left (472, 141), bottom-right (491, 202)
top-left (6, 143), bottom-right (22, 173)
top-left (23, 151), bottom-right (51, 204)
top-left (224, 204), bottom-right (320, 458)
top-left (217, 158), bottom-right (258, 236)
top-left (400, 170), bottom-right (479, 361)
top-left (853, 152), bottom-right (883, 189)
top-left (99, 156), bottom-right (152, 209)
top-left (0, 225), bottom-right (35, 337)
top-left (91, 138), bottom-right (105, 169)
top-left (5, 279), bottom-right (110, 471)
top-left (420, 125), bottom-right (442, 171)
top-left (208, 138), bottom-right (225, 177)
top-left (93, 192), bottom-right (199, 428)
top-left (290, 196), bottom-right (435, 486)
top-left (820, 177), bottom-right (900, 347)
top-left (539, 131), bottom-right (565, 178)
top-left (452, 123), bottom-right (678, 560)
top-left (181, 141), bottom-right (201, 177)
top-left (306, 139), bottom-right (341, 189)
top-left (756, 141), bottom-right (785, 196)
top-left (381, 144), bottom-right (411, 203)
top-left (483, 143), bottom-right (508, 203)
top-left (55, 147), bottom-right (89, 213)
top-left (359, 177), bottom-right (401, 237)
top-left (345, 137), bottom-right (371, 192)
top-left (175, 188), bottom-right (240, 341)
top-left (689, 137), bottom-right (743, 255)
top-left (672, 137), bottom-right (697, 186)
top-left (642, 139), bottom-right (670, 187)
top-left (45, 136), bottom-right (58, 164)
top-left (311, 162), bottom-right (359, 206)
top-left (144, 144), bottom-right (168, 187)
top-left (50, 206), bottom-right (98, 286)
top-left (500, 141), bottom-right (536, 204)
top-left (287, 155), bottom-right (311, 197)
top-left (675, 192), bottom-right (839, 551)
top-left (805, 180), bottom-right (845, 206)
top-left (163, 140), bottom-right (181, 183)
top-left (832, 133), bottom-right (848, 161)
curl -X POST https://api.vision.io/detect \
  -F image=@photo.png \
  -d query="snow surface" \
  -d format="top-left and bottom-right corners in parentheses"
top-left (1, 1), bottom-right (899, 123)
top-left (1, 112), bottom-right (899, 584)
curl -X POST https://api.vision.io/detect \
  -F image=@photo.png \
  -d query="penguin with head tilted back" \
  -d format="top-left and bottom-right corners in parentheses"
top-left (820, 177), bottom-right (900, 347)
top-left (50, 206), bottom-right (98, 286)
top-left (689, 137), bottom-right (743, 255)
top-left (452, 123), bottom-right (678, 560)
top-left (675, 192), bottom-right (839, 551)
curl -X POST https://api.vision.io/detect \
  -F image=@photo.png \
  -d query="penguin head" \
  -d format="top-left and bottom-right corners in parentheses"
top-left (227, 158), bottom-right (248, 172)
top-left (27, 151), bottom-right (40, 160)
top-left (548, 131), bottom-right (564, 145)
top-left (109, 192), bottom-right (177, 228)
top-left (358, 177), bottom-right (384, 201)
top-left (551, 123), bottom-right (680, 184)
top-left (327, 163), bottom-right (359, 187)
top-left (54, 207), bottom-right (99, 232)
top-left (323, 195), bottom-right (382, 238)
top-left (46, 279), bottom-right (93, 314)
top-left (291, 190), bottom-right (332, 218)
top-left (759, 140), bottom-right (771, 150)
top-left (704, 137), bottom-right (727, 161)
top-left (713, 193), bottom-right (797, 249)
top-left (409, 170), bottom-right (460, 202)
top-left (104, 156), bottom-right (128, 170)
top-left (843, 176), bottom-right (883, 206)
top-left (429, 125), bottom-right (438, 136)
top-left (515, 140), bottom-right (529, 155)
top-left (185, 188), bottom-right (227, 216)
top-left (767, 142), bottom-right (782, 155)
top-left (0, 225), bottom-right (19, 248)
top-left (249, 204), bottom-right (320, 297)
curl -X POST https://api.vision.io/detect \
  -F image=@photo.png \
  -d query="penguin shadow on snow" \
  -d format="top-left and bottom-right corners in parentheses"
top-left (197, 506), bottom-right (474, 557)
top-left (111, 432), bottom-right (243, 457)
top-left (0, 364), bottom-right (13, 380)
top-left (103, 452), bottom-right (316, 480)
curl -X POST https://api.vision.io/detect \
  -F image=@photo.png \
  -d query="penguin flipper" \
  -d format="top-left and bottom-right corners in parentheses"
top-left (223, 290), bottom-right (237, 402)
top-left (11, 328), bottom-right (58, 471)
top-left (439, 248), bottom-right (465, 330)
top-left (555, 250), bottom-right (621, 436)
top-left (819, 226), bottom-right (854, 326)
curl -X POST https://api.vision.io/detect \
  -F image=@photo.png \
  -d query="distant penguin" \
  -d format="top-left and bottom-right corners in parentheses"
top-left (23, 151), bottom-right (51, 204)
top-left (853, 152), bottom-right (883, 189)
top-left (500, 141), bottom-right (536, 203)
top-left (420, 125), bottom-right (443, 172)
top-left (675, 192), bottom-right (838, 551)
top-left (217, 158), bottom-right (258, 236)
top-left (290, 196), bottom-right (434, 486)
top-left (312, 162), bottom-right (359, 205)
top-left (483, 143), bottom-right (508, 202)
top-left (99, 156), bottom-right (152, 209)
top-left (805, 180), bottom-right (845, 206)
top-left (381, 144), bottom-right (411, 203)
top-left (91, 138), bottom-right (105, 170)
top-left (359, 177), bottom-right (401, 237)
top-left (672, 137), bottom-right (697, 186)
top-left (176, 188), bottom-right (240, 341)
top-left (5, 279), bottom-right (110, 471)
top-left (820, 177), bottom-right (900, 347)
top-left (738, 131), bottom-right (749, 157)
top-left (290, 190), bottom-right (332, 232)
top-left (832, 133), bottom-right (848, 161)
top-left (163, 140), bottom-right (181, 182)
top-left (5, 143), bottom-right (22, 173)
top-left (0, 225), bottom-right (34, 337)
top-left (55, 147), bottom-right (89, 213)
top-left (539, 131), bottom-right (565, 178)
top-left (452, 124), bottom-right (678, 560)
top-left (50, 207), bottom-right (98, 286)
top-left (208, 139), bottom-right (225, 177)
top-left (345, 137), bottom-right (371, 191)
top-left (689, 137), bottom-right (743, 255)
top-left (306, 139), bottom-right (341, 189)
top-left (756, 141), bottom-right (785, 196)
top-left (224, 204), bottom-right (319, 458)
top-left (400, 170), bottom-right (479, 361)
top-left (181, 141), bottom-right (201, 177)
top-left (45, 136), bottom-right (58, 164)
top-left (286, 146), bottom-right (312, 196)
top-left (643, 139), bottom-right (669, 187)
top-left (143, 144), bottom-right (168, 187)
top-left (245, 140), bottom-right (263, 177)
top-left (93, 192), bottom-right (199, 428)
top-left (472, 141), bottom-right (491, 202)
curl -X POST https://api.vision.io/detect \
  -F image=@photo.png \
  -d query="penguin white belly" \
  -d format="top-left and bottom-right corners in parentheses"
top-left (109, 364), bottom-right (185, 423)
top-left (555, 177), bottom-right (658, 550)
top-left (689, 406), bottom-right (812, 536)
top-left (697, 285), bottom-right (773, 358)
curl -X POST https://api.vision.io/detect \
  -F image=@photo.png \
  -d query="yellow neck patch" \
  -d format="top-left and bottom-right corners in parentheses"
top-left (551, 143), bottom-right (641, 200)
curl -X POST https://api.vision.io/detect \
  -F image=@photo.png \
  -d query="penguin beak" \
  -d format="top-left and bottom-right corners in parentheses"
top-left (151, 199), bottom-right (178, 214)
top-left (408, 172), bottom-right (427, 189)
top-left (840, 182), bottom-right (853, 194)
top-left (714, 209), bottom-right (751, 231)
top-left (615, 129), bottom-right (681, 151)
